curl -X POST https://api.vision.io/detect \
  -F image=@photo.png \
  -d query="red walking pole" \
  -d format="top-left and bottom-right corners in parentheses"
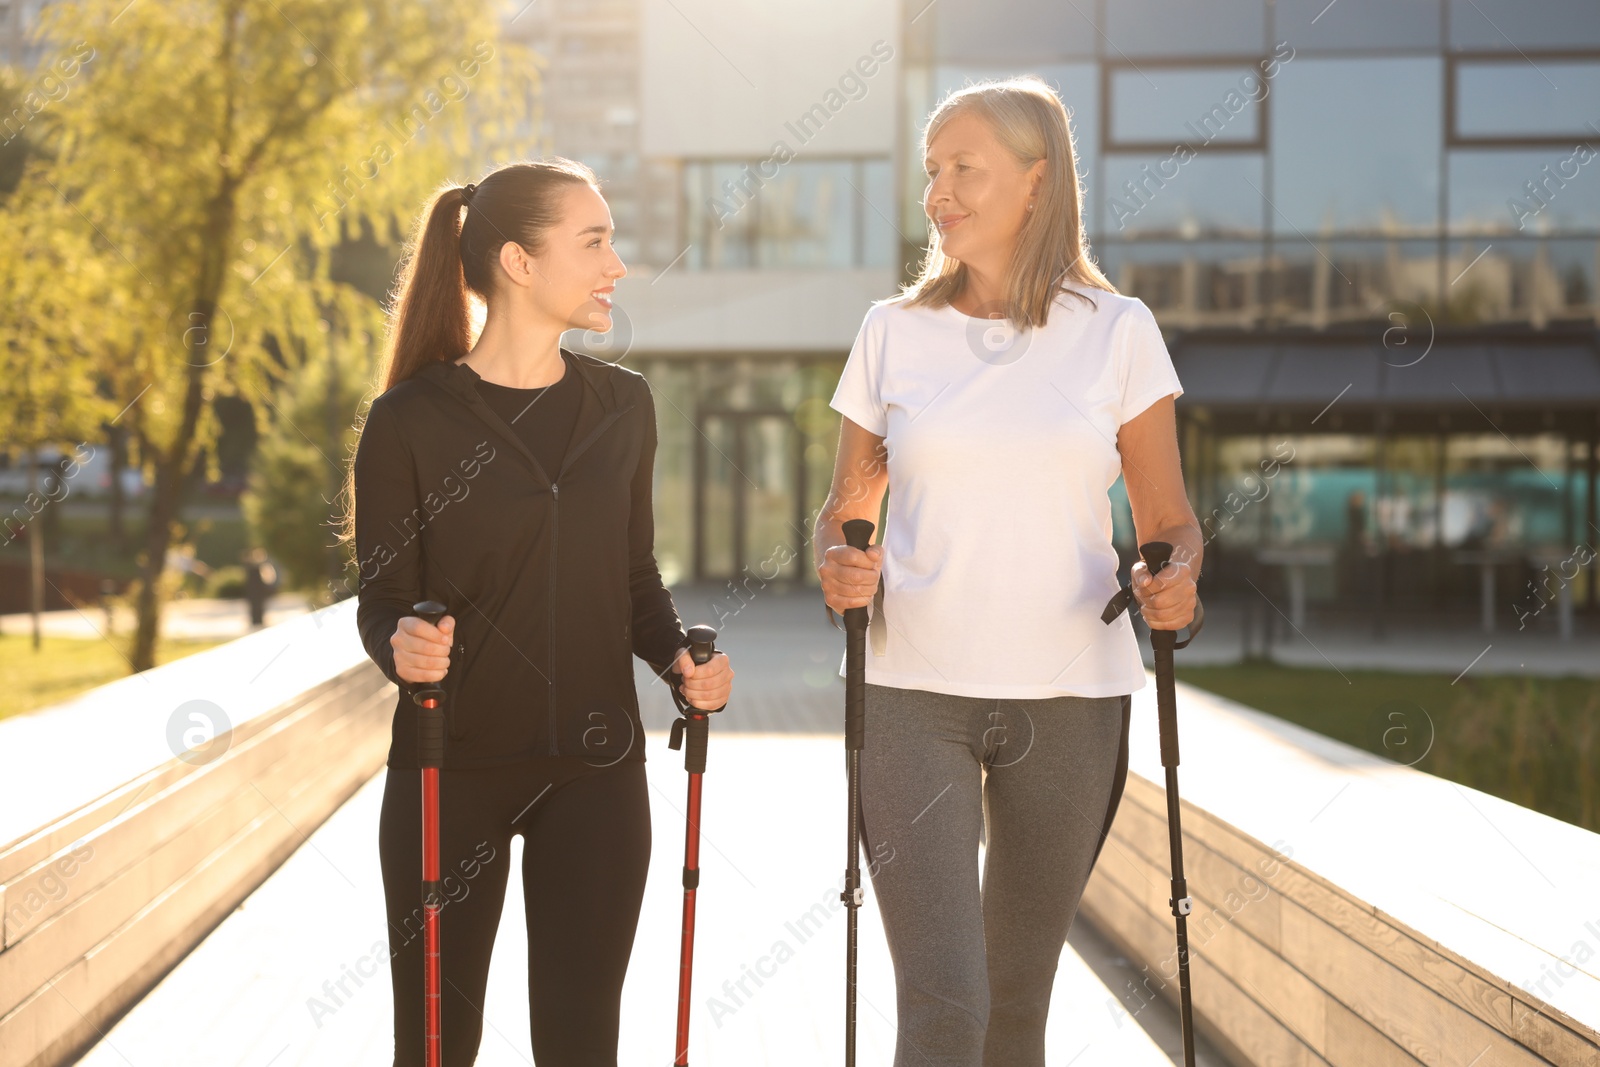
top-left (410, 599), bottom-right (451, 1067)
top-left (667, 624), bottom-right (724, 1066)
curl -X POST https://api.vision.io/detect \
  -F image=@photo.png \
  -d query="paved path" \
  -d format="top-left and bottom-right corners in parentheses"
top-left (48, 578), bottom-right (1594, 1064)
top-left (74, 733), bottom-right (1173, 1066)
top-left (0, 594), bottom-right (313, 641)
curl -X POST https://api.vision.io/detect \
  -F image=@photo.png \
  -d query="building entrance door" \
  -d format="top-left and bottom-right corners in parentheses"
top-left (693, 408), bottom-right (808, 584)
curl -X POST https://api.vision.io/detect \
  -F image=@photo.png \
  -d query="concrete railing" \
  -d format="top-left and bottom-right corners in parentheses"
top-left (1082, 680), bottom-right (1600, 1067)
top-left (0, 600), bottom-right (392, 1067)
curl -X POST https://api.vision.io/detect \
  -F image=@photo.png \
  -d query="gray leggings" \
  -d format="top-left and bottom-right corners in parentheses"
top-left (858, 682), bottom-right (1132, 1067)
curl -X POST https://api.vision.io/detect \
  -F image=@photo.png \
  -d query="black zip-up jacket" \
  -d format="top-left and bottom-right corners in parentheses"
top-left (352, 349), bottom-right (688, 769)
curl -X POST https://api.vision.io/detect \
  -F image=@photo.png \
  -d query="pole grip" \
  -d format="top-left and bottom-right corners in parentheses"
top-left (417, 705), bottom-right (446, 767)
top-left (685, 624), bottom-right (717, 666)
top-left (1153, 635), bottom-right (1179, 766)
top-left (840, 520), bottom-right (874, 754)
top-left (1139, 551), bottom-right (1183, 767)
top-left (412, 600), bottom-right (448, 628)
top-left (683, 715), bottom-right (709, 774)
top-left (844, 628), bottom-right (865, 751)
top-left (1139, 541), bottom-right (1174, 581)
top-left (411, 600), bottom-right (450, 769)
top-left (841, 520), bottom-right (876, 633)
top-left (670, 625), bottom-right (721, 770)
top-left (674, 624), bottom-right (723, 715)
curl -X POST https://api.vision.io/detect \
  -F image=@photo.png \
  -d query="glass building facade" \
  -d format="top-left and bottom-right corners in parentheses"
top-left (889, 0), bottom-right (1600, 620)
top-left (903, 0), bottom-right (1600, 331)
top-left (621, 0), bottom-right (1600, 630)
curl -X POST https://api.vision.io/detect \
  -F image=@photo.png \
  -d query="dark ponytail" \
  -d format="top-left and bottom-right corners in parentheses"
top-left (376, 157), bottom-right (599, 394)
top-left (376, 183), bottom-right (475, 393)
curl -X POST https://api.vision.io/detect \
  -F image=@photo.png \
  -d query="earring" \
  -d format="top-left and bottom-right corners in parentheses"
top-left (1026, 202), bottom-right (1034, 211)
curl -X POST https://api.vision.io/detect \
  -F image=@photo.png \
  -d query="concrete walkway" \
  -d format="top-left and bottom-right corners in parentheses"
top-left (46, 577), bottom-right (1592, 1064)
top-left (74, 734), bottom-right (1174, 1066)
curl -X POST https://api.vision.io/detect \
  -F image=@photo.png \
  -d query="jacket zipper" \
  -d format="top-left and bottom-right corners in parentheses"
top-left (428, 358), bottom-right (647, 758)
top-left (545, 404), bottom-right (632, 755)
top-left (547, 479), bottom-right (559, 754)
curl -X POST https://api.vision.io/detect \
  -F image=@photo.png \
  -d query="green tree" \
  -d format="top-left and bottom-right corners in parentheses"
top-left (242, 334), bottom-right (372, 598)
top-left (27, 0), bottom-right (537, 669)
top-left (0, 69), bottom-right (119, 649)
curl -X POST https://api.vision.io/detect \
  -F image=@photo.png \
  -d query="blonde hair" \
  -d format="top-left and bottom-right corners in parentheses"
top-left (902, 76), bottom-right (1116, 328)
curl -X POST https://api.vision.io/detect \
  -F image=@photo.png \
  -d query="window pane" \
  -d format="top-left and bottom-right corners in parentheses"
top-left (1095, 240), bottom-right (1266, 329)
top-left (934, 0), bottom-right (1097, 60)
top-left (685, 162), bottom-right (755, 268)
top-left (1100, 154), bottom-right (1264, 237)
top-left (1271, 58), bottom-right (1441, 234)
top-left (1450, 0), bottom-right (1600, 50)
top-left (1456, 60), bottom-right (1600, 140)
top-left (858, 159), bottom-right (896, 268)
top-left (1274, 0), bottom-right (1440, 50)
top-left (1264, 238), bottom-right (1441, 327)
top-left (1542, 237), bottom-right (1600, 319)
top-left (902, 67), bottom-right (939, 244)
top-left (1104, 0), bottom-right (1265, 56)
top-left (1449, 149), bottom-right (1600, 235)
top-left (1447, 238), bottom-right (1600, 323)
top-left (1110, 66), bottom-right (1265, 146)
top-left (682, 159), bottom-right (892, 269)
top-left (757, 163), bottom-right (853, 267)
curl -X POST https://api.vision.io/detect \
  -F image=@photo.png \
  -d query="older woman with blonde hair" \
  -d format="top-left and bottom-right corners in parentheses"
top-left (815, 77), bottom-right (1200, 1065)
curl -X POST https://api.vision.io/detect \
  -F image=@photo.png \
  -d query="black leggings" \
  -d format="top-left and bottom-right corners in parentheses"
top-left (377, 754), bottom-right (651, 1066)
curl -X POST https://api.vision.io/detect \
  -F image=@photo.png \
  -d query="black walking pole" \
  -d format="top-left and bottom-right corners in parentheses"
top-left (1101, 542), bottom-right (1205, 1067)
top-left (839, 517), bottom-right (875, 1067)
top-left (409, 599), bottom-right (451, 1067)
top-left (668, 624), bottom-right (725, 1066)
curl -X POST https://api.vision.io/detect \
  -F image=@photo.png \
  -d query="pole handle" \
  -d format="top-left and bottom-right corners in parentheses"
top-left (1137, 542), bottom-right (1205, 650)
top-left (840, 520), bottom-right (875, 635)
top-left (668, 625), bottom-right (723, 714)
top-left (412, 599), bottom-right (448, 628)
top-left (411, 600), bottom-right (450, 767)
top-left (840, 520), bottom-right (874, 755)
top-left (685, 624), bottom-right (717, 666)
top-left (669, 625), bottom-right (721, 771)
top-left (842, 518), bottom-right (874, 551)
top-left (1140, 542), bottom-right (1177, 654)
top-left (1139, 540), bottom-right (1174, 577)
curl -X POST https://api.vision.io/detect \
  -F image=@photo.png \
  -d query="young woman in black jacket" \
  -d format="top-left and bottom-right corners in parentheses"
top-left (346, 158), bottom-right (733, 1066)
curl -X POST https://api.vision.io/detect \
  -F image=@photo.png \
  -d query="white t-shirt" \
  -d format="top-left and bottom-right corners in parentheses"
top-left (828, 284), bottom-right (1184, 699)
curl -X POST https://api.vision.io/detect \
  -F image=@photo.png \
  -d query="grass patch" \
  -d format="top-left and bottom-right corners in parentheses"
top-left (1178, 662), bottom-right (1600, 833)
top-left (0, 633), bottom-right (229, 719)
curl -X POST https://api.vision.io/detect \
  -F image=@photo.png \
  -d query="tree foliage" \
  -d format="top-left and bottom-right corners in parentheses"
top-left (241, 334), bottom-right (372, 599)
top-left (14, 0), bottom-right (539, 668)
